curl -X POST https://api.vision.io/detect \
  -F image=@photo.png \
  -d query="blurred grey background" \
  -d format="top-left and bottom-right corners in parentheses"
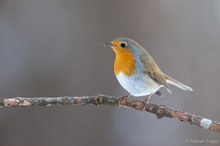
top-left (0, 0), bottom-right (220, 146)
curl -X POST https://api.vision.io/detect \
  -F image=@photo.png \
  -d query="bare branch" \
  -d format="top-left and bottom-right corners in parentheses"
top-left (0, 94), bottom-right (219, 132)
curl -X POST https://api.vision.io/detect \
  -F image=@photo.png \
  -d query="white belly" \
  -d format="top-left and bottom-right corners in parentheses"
top-left (116, 72), bottom-right (162, 97)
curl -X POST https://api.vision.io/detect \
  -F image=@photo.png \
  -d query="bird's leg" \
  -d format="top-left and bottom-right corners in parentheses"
top-left (141, 94), bottom-right (153, 110)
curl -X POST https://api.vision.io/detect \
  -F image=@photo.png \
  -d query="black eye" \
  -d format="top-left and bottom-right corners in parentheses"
top-left (120, 42), bottom-right (127, 48)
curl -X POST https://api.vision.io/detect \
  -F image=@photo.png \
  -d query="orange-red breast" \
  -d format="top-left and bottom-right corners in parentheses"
top-left (104, 37), bottom-right (192, 102)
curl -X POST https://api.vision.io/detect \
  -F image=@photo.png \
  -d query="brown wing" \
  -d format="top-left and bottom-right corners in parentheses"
top-left (140, 49), bottom-right (169, 89)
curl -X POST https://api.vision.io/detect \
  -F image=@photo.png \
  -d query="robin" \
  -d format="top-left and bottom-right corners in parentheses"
top-left (104, 37), bottom-right (192, 103)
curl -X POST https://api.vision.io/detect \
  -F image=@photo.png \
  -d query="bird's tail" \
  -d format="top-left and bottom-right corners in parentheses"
top-left (164, 74), bottom-right (193, 91)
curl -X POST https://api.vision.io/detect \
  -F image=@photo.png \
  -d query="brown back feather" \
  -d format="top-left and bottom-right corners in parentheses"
top-left (139, 48), bottom-right (169, 89)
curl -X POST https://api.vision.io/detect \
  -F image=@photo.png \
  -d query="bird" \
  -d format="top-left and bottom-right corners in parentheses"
top-left (104, 37), bottom-right (192, 103)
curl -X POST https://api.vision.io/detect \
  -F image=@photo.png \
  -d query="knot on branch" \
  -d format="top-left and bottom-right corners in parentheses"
top-left (156, 105), bottom-right (167, 119)
top-left (145, 104), bottom-right (168, 119)
top-left (93, 94), bottom-right (104, 106)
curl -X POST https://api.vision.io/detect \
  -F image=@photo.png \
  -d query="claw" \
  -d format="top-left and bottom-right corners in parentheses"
top-left (119, 95), bottom-right (129, 102)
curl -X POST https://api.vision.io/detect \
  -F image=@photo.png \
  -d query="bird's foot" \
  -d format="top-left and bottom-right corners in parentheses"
top-left (118, 95), bottom-right (130, 105)
top-left (141, 100), bottom-right (149, 110)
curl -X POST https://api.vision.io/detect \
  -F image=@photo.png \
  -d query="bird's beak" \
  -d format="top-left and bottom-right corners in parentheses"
top-left (103, 42), bottom-right (113, 47)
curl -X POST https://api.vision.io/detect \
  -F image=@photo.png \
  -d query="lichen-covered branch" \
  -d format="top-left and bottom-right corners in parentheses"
top-left (0, 94), bottom-right (219, 132)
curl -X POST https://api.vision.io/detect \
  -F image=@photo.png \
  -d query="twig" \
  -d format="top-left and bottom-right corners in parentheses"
top-left (0, 94), bottom-right (219, 132)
